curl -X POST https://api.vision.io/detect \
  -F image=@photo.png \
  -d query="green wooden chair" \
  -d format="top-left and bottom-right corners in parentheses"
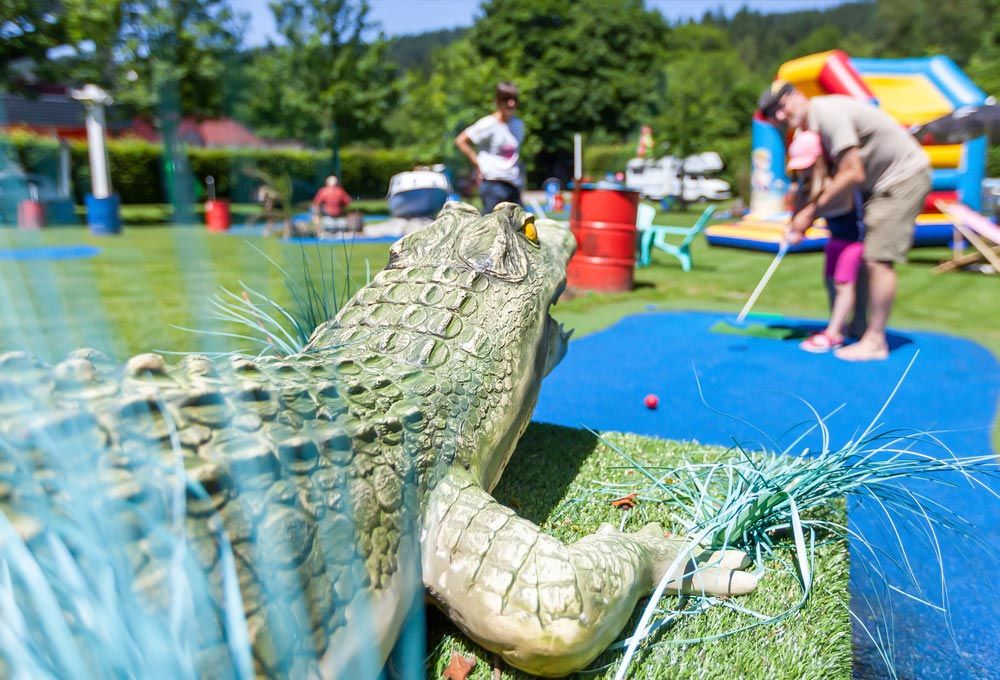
top-left (636, 203), bottom-right (715, 271)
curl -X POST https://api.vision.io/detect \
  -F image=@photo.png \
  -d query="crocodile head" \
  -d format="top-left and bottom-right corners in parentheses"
top-left (386, 201), bottom-right (575, 488)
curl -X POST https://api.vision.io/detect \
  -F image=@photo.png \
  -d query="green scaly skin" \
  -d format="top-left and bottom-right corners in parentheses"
top-left (0, 202), bottom-right (756, 678)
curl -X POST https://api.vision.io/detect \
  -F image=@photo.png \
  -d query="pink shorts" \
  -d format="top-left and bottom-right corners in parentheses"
top-left (824, 238), bottom-right (864, 284)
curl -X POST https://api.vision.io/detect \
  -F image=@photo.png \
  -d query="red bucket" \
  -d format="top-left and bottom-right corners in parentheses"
top-left (205, 199), bottom-right (231, 232)
top-left (568, 186), bottom-right (640, 292)
top-left (17, 200), bottom-right (45, 230)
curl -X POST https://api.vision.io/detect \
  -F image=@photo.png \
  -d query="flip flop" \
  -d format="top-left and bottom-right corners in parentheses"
top-left (799, 331), bottom-right (844, 353)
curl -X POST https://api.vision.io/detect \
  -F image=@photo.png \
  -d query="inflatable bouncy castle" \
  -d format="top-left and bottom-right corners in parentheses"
top-left (706, 50), bottom-right (989, 253)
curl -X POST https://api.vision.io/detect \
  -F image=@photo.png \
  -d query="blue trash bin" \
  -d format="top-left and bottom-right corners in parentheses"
top-left (85, 194), bottom-right (122, 235)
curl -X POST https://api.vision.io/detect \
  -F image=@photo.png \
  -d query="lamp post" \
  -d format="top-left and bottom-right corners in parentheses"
top-left (70, 84), bottom-right (121, 235)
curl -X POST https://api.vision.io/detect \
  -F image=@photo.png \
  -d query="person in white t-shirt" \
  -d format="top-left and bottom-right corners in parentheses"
top-left (455, 81), bottom-right (525, 214)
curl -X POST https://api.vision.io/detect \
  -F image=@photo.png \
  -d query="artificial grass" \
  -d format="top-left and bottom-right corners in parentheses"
top-left (424, 423), bottom-right (851, 679)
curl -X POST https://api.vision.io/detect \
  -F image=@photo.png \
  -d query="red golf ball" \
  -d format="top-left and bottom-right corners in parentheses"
top-left (644, 393), bottom-right (659, 409)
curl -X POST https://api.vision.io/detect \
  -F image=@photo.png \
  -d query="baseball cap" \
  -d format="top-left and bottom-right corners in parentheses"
top-left (786, 130), bottom-right (823, 171)
top-left (758, 80), bottom-right (794, 119)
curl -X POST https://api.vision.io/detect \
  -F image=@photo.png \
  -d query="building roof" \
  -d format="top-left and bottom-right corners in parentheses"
top-left (126, 116), bottom-right (266, 148)
top-left (2, 92), bottom-right (271, 148)
top-left (0, 93), bottom-right (128, 132)
top-left (198, 118), bottom-right (263, 147)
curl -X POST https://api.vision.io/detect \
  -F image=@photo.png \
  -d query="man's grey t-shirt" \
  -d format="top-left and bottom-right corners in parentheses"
top-left (808, 95), bottom-right (929, 196)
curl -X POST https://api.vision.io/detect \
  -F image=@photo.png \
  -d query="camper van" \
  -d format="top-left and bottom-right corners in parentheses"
top-left (625, 152), bottom-right (731, 203)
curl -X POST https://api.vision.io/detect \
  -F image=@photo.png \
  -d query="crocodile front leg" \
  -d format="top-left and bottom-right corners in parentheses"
top-left (422, 470), bottom-right (758, 677)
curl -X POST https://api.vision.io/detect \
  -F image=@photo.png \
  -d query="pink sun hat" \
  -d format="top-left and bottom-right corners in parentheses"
top-left (786, 130), bottom-right (823, 171)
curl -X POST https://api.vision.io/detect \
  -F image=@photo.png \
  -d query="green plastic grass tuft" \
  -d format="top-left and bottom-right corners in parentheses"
top-left (175, 241), bottom-right (371, 356)
top-left (707, 320), bottom-right (797, 340)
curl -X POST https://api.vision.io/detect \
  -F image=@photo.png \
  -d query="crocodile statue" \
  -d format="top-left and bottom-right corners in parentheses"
top-left (0, 202), bottom-right (757, 678)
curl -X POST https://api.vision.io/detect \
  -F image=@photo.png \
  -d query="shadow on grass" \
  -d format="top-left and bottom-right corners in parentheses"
top-left (905, 254), bottom-right (948, 266)
top-left (492, 422), bottom-right (600, 525)
top-left (776, 321), bottom-right (914, 352)
top-left (711, 319), bottom-right (915, 353)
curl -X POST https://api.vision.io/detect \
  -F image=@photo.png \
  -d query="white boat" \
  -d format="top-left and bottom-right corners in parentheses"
top-left (388, 165), bottom-right (451, 218)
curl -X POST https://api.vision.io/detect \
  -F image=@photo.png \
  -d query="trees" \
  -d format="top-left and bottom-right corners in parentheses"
top-left (967, 1), bottom-right (1000, 98)
top-left (478, 0), bottom-right (669, 172)
top-left (237, 0), bottom-right (397, 149)
top-left (111, 0), bottom-right (246, 117)
top-left (0, 0), bottom-right (69, 89)
top-left (383, 38), bottom-right (506, 163)
top-left (387, 0), bottom-right (671, 180)
top-left (20, 0), bottom-right (246, 118)
top-left (652, 26), bottom-right (760, 158)
top-left (875, 0), bottom-right (988, 66)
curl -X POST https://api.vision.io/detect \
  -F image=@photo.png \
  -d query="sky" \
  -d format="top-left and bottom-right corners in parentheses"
top-left (238, 0), bottom-right (856, 45)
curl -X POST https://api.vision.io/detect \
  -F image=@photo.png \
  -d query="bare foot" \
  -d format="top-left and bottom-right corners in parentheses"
top-left (835, 339), bottom-right (889, 362)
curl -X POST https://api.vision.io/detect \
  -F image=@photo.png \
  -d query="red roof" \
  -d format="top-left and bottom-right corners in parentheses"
top-left (198, 118), bottom-right (262, 147)
top-left (125, 116), bottom-right (266, 148)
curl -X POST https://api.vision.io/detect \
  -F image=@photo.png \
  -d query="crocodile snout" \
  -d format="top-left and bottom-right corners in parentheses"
top-left (536, 219), bottom-right (576, 267)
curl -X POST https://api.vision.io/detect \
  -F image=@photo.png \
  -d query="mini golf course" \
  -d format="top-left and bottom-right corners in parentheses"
top-left (534, 309), bottom-right (1000, 679)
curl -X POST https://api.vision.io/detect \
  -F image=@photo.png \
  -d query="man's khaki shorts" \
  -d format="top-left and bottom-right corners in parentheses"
top-left (862, 169), bottom-right (932, 263)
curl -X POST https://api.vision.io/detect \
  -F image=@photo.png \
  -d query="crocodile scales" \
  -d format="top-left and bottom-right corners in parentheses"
top-left (0, 202), bottom-right (757, 678)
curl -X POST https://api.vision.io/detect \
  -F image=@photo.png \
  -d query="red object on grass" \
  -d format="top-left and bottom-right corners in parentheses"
top-left (644, 393), bottom-right (659, 409)
top-left (17, 200), bottom-right (44, 229)
top-left (567, 186), bottom-right (640, 292)
top-left (205, 199), bottom-right (231, 232)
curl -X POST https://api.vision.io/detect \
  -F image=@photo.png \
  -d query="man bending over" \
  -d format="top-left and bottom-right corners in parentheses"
top-left (758, 81), bottom-right (930, 361)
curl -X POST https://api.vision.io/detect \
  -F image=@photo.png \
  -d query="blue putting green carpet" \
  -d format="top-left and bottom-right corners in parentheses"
top-left (533, 309), bottom-right (1000, 679)
top-left (0, 245), bottom-right (101, 261)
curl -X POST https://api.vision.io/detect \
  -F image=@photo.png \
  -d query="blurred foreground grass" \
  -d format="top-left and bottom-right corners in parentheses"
top-left (5, 212), bottom-right (981, 676)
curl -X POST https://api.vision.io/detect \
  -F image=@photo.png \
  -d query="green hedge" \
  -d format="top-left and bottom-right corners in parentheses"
top-left (1, 131), bottom-right (428, 204)
top-left (988, 144), bottom-right (1000, 179)
top-left (4, 129), bottom-right (995, 206)
top-left (585, 144), bottom-right (635, 179)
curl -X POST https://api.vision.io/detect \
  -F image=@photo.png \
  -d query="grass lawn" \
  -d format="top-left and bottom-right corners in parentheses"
top-left (0, 205), bottom-right (993, 677)
top-left (80, 199), bottom-right (399, 227)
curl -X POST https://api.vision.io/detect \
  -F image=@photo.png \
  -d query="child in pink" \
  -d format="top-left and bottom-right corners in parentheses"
top-left (786, 131), bottom-right (866, 353)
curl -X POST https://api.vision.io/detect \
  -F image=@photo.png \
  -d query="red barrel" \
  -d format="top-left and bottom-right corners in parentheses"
top-left (17, 200), bottom-right (45, 229)
top-left (567, 186), bottom-right (640, 292)
top-left (205, 199), bottom-right (231, 232)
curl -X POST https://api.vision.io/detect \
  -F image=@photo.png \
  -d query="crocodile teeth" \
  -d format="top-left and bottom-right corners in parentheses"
top-left (559, 322), bottom-right (574, 343)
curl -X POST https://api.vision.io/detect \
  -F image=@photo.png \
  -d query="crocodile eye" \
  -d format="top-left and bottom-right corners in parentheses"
top-left (522, 214), bottom-right (539, 245)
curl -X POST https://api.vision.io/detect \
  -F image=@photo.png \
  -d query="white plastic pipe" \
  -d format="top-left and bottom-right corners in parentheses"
top-left (574, 133), bottom-right (582, 180)
top-left (58, 140), bottom-right (71, 198)
top-left (84, 104), bottom-right (111, 199)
